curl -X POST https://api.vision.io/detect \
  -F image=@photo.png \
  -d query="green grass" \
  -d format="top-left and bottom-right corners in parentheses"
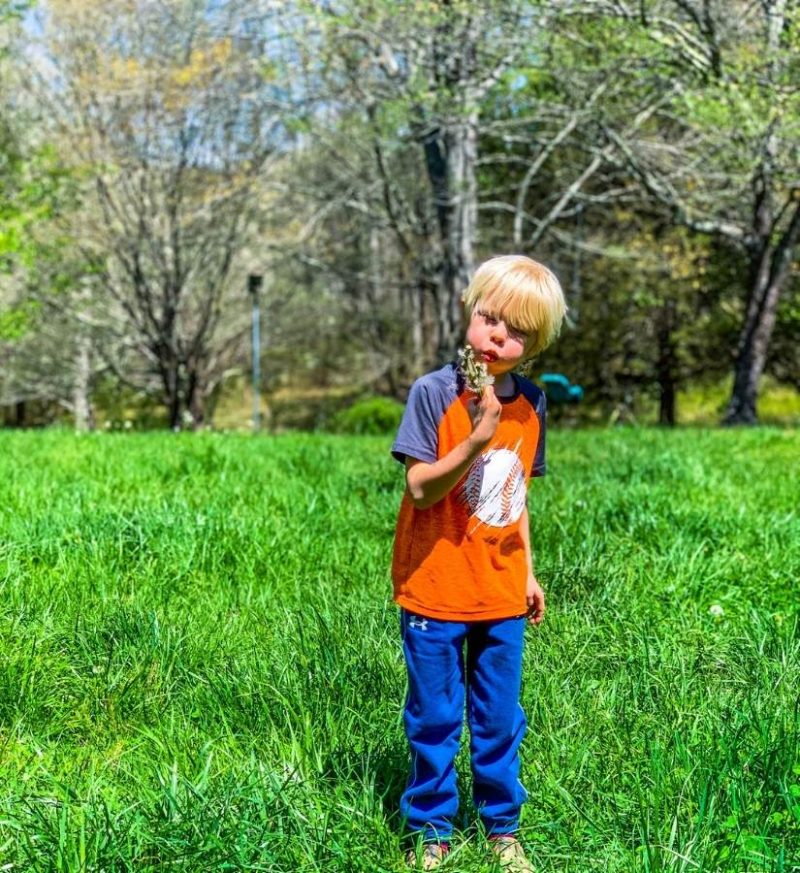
top-left (0, 428), bottom-right (798, 872)
top-left (676, 377), bottom-right (800, 427)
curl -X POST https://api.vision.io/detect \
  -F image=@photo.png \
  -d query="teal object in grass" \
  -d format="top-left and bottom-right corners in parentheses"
top-left (539, 373), bottom-right (584, 403)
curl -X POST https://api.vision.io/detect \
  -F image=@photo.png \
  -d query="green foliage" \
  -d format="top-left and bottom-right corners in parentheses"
top-left (0, 430), bottom-right (798, 870)
top-left (0, 145), bottom-right (76, 272)
top-left (0, 0), bottom-right (29, 24)
top-left (676, 76), bottom-right (792, 147)
top-left (769, 285), bottom-right (800, 389)
top-left (0, 298), bottom-right (37, 340)
top-left (90, 377), bottom-right (169, 430)
top-left (329, 395), bottom-right (404, 435)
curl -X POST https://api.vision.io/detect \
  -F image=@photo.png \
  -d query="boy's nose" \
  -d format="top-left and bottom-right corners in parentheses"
top-left (490, 325), bottom-right (506, 345)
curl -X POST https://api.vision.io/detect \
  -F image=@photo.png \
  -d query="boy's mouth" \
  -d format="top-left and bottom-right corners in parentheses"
top-left (481, 350), bottom-right (498, 363)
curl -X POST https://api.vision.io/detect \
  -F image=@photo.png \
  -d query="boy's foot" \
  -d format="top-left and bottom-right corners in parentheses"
top-left (489, 835), bottom-right (534, 872)
top-left (404, 842), bottom-right (449, 870)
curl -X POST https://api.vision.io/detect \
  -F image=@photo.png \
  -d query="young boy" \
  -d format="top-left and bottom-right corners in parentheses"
top-left (391, 255), bottom-right (567, 871)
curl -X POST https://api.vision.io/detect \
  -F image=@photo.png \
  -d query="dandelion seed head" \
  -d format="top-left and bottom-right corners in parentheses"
top-left (458, 344), bottom-right (494, 397)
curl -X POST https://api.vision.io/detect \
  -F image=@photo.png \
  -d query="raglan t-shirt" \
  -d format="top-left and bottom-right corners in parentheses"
top-left (391, 362), bottom-right (546, 621)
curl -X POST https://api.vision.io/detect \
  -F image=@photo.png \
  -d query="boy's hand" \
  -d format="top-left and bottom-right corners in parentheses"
top-left (467, 385), bottom-right (501, 448)
top-left (525, 573), bottom-right (545, 625)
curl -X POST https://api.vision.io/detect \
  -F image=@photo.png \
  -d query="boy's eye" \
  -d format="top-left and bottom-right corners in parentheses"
top-left (476, 308), bottom-right (530, 342)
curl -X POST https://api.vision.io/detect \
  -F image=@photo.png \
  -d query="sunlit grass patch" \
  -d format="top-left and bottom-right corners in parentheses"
top-left (0, 428), bottom-right (798, 870)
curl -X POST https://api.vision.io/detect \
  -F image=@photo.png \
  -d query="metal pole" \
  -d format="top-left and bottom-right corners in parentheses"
top-left (248, 274), bottom-right (263, 432)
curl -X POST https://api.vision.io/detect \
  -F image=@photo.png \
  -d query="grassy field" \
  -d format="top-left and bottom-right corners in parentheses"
top-left (0, 427), bottom-right (798, 872)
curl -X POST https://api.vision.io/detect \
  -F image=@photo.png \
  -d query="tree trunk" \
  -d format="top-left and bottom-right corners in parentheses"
top-left (656, 300), bottom-right (677, 426)
top-left (423, 113), bottom-right (478, 363)
top-left (444, 114), bottom-right (477, 357)
top-left (162, 353), bottom-right (182, 430)
top-left (187, 364), bottom-right (207, 430)
top-left (410, 281), bottom-right (425, 366)
top-left (658, 372), bottom-right (676, 427)
top-left (724, 200), bottom-right (800, 424)
top-left (73, 334), bottom-right (95, 432)
top-left (723, 267), bottom-right (782, 424)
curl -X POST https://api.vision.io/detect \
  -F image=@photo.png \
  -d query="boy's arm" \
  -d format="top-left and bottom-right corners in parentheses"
top-left (405, 442), bottom-right (481, 510)
top-left (405, 386), bottom-right (501, 509)
top-left (519, 504), bottom-right (545, 625)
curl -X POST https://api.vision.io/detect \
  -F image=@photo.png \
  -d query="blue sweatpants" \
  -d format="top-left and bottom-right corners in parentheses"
top-left (399, 609), bottom-right (528, 841)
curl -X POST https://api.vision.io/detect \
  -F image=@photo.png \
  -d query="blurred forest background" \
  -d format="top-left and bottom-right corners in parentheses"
top-left (1, 0), bottom-right (798, 432)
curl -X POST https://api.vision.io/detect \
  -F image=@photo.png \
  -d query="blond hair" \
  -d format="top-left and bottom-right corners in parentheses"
top-left (462, 255), bottom-right (567, 359)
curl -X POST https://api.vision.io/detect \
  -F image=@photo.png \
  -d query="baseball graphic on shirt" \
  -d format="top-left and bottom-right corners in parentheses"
top-left (464, 448), bottom-right (526, 527)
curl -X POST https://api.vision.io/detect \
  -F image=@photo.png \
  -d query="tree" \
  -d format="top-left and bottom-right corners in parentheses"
top-left (282, 0), bottom-right (680, 397)
top-left (585, 0), bottom-right (800, 423)
top-left (38, 0), bottom-right (283, 428)
top-left (0, 1), bottom-right (86, 427)
top-left (290, 1), bottom-right (562, 368)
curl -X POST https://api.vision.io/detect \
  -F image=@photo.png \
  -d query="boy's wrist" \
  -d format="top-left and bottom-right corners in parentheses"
top-left (466, 432), bottom-right (490, 453)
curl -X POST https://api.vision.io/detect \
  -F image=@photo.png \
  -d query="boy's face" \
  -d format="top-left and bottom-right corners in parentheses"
top-left (465, 307), bottom-right (530, 377)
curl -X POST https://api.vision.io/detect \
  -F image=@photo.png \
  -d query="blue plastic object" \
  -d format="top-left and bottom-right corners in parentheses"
top-left (539, 373), bottom-right (584, 404)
